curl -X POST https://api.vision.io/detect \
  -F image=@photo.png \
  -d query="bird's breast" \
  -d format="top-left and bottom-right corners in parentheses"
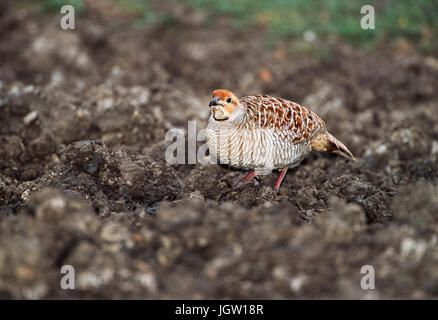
top-left (206, 121), bottom-right (311, 169)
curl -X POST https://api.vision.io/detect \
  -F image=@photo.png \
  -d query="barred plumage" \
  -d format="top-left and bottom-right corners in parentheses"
top-left (206, 89), bottom-right (355, 192)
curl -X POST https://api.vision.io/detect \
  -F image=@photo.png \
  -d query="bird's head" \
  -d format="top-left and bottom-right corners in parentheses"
top-left (209, 89), bottom-right (243, 123)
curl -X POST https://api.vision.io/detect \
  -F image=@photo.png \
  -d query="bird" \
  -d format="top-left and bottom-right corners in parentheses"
top-left (205, 89), bottom-right (355, 193)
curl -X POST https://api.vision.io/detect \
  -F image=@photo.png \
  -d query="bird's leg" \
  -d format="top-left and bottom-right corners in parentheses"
top-left (231, 171), bottom-right (258, 190)
top-left (274, 168), bottom-right (288, 193)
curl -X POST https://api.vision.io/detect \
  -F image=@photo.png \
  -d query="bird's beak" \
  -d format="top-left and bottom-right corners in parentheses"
top-left (209, 97), bottom-right (219, 107)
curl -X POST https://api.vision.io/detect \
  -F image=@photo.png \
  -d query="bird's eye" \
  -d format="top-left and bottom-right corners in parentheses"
top-left (226, 98), bottom-right (232, 103)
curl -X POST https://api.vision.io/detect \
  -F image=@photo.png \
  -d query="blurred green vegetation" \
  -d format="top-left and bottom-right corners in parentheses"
top-left (184, 0), bottom-right (438, 50)
top-left (118, 0), bottom-right (178, 28)
top-left (21, 0), bottom-right (438, 51)
top-left (21, 0), bottom-right (175, 27)
top-left (20, 0), bottom-right (86, 14)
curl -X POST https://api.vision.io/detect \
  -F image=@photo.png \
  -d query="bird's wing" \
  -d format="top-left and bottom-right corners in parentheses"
top-left (240, 95), bottom-right (326, 144)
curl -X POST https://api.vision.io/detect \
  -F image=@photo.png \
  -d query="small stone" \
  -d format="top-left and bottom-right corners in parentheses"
top-left (23, 110), bottom-right (38, 125)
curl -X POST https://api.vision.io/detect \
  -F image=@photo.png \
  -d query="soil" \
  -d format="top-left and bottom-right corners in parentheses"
top-left (1, 1), bottom-right (438, 299)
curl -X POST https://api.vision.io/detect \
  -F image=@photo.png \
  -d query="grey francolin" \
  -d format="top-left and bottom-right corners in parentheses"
top-left (205, 89), bottom-right (355, 192)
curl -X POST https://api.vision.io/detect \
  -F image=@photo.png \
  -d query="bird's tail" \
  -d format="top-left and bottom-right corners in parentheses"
top-left (311, 131), bottom-right (356, 161)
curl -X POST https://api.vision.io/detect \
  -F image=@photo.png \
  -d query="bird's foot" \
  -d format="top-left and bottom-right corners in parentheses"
top-left (231, 171), bottom-right (257, 190)
top-left (231, 168), bottom-right (289, 193)
top-left (273, 168), bottom-right (288, 193)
